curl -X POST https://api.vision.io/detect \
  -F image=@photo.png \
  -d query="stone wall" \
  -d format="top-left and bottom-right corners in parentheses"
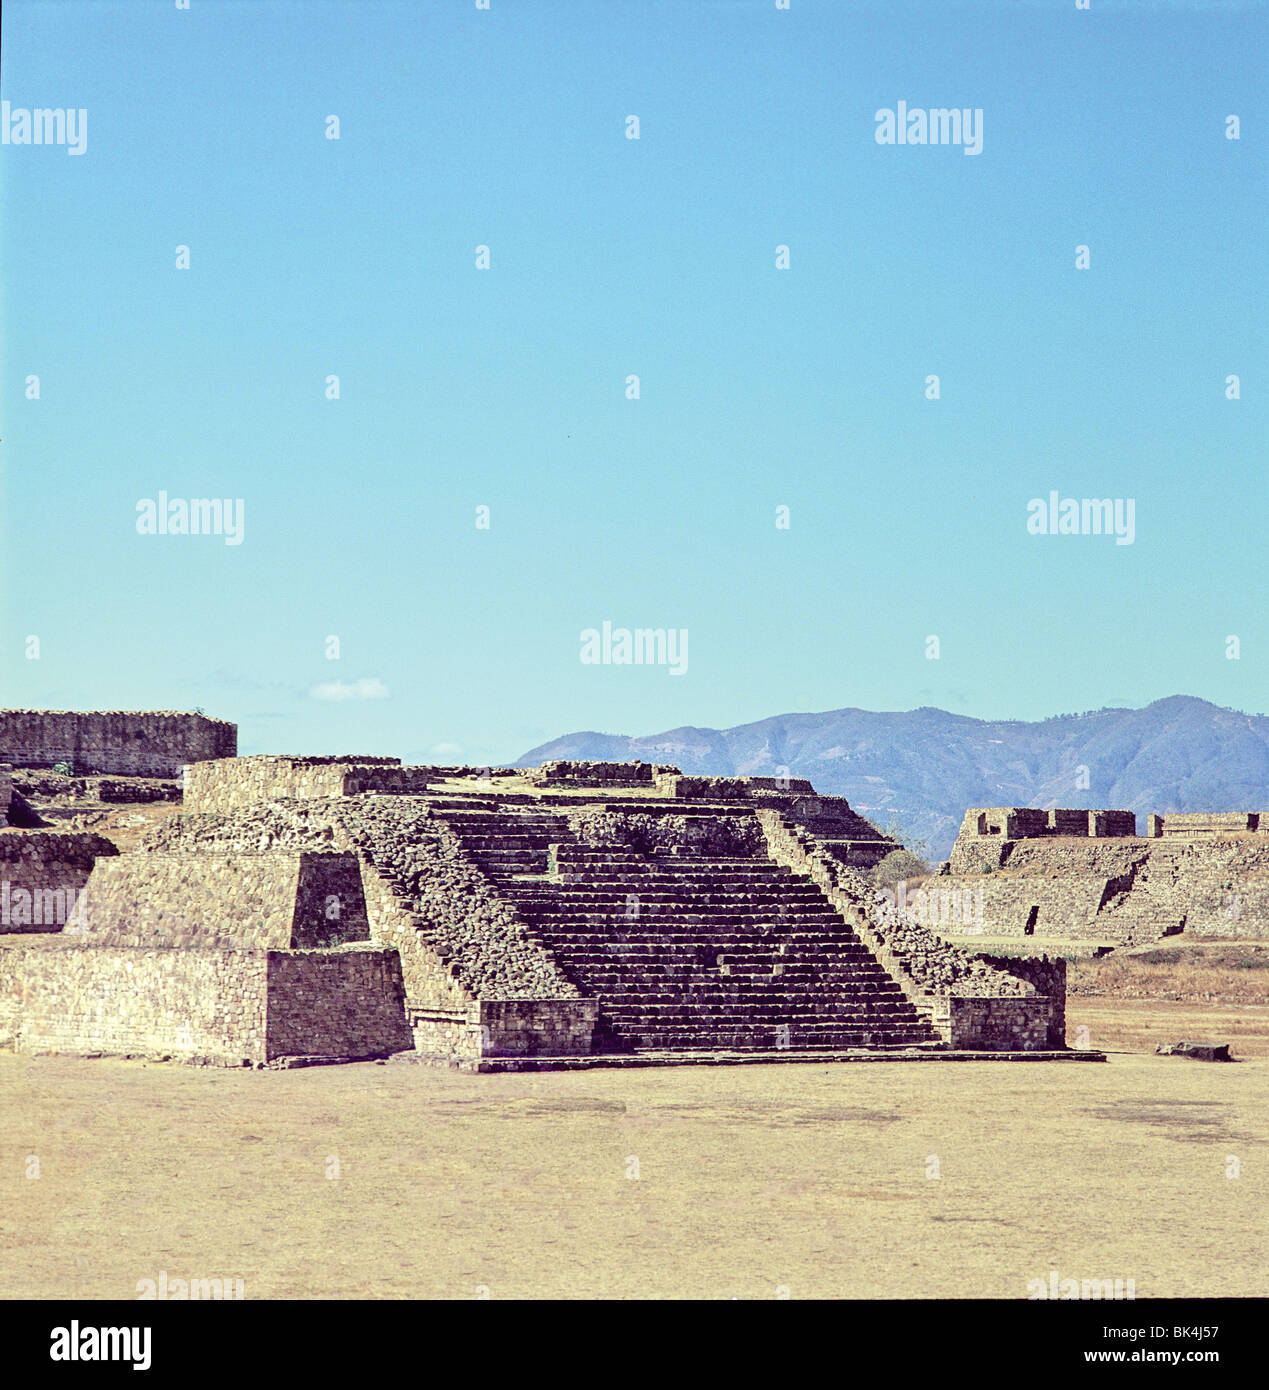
top-left (1160, 812), bottom-right (1268, 837)
top-left (78, 849), bottom-right (369, 950)
top-left (741, 776), bottom-right (815, 793)
top-left (184, 756), bottom-right (442, 813)
top-left (406, 1005), bottom-right (484, 1060)
top-left (0, 766), bottom-right (9, 827)
top-left (979, 954), bottom-right (1066, 1046)
top-left (0, 710), bottom-right (235, 778)
top-left (950, 807), bottom-right (1138, 872)
top-left (654, 774), bottom-right (750, 800)
top-left (0, 938), bottom-right (413, 1065)
top-left (92, 777), bottom-right (182, 804)
top-left (564, 808), bottom-right (766, 858)
top-left (185, 757), bottom-right (378, 813)
top-left (939, 836), bottom-right (1269, 944)
top-left (265, 947), bottom-right (414, 1059)
top-left (406, 1000), bottom-right (614, 1060)
top-left (342, 766), bottom-right (436, 796)
top-left (473, 1000), bottom-right (600, 1056)
top-left (940, 865), bottom-right (1121, 940)
top-left (940, 996), bottom-right (1055, 1051)
top-left (10, 771), bottom-right (181, 804)
top-left (0, 830), bottom-right (118, 934)
top-left (0, 939), bottom-right (268, 1064)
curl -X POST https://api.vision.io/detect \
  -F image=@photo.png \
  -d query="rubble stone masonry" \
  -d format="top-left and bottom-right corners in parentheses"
top-left (941, 806), bottom-right (1269, 942)
top-left (0, 830), bottom-right (118, 933)
top-left (0, 709), bottom-right (235, 778)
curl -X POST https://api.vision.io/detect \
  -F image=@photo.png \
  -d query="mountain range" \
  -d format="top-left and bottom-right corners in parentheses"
top-left (515, 696), bottom-right (1269, 862)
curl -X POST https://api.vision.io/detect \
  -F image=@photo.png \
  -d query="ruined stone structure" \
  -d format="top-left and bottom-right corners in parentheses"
top-left (0, 829), bottom-right (117, 932)
top-left (0, 709), bottom-right (235, 778)
top-left (938, 806), bottom-right (1269, 943)
top-left (0, 750), bottom-right (1067, 1067)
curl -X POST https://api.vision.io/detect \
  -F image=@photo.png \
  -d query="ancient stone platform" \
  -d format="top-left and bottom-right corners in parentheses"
top-left (937, 805), bottom-right (1269, 944)
top-left (2, 721), bottom-right (1075, 1068)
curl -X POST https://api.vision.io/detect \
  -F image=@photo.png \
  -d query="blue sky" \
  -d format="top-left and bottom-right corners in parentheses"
top-left (2, 0), bottom-right (1265, 764)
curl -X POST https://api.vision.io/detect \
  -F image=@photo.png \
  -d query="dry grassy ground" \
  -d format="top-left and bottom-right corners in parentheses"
top-left (2, 1043), bottom-right (1265, 1301)
top-left (1071, 999), bottom-right (1269, 1059)
top-left (4, 803), bottom-right (1264, 1299)
top-left (1067, 942), bottom-right (1269, 1058)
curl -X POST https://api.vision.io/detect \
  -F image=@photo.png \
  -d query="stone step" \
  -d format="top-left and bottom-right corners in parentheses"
top-left (606, 1030), bottom-right (938, 1049)
top-left (539, 872), bottom-right (806, 885)
top-left (515, 913), bottom-right (841, 924)
top-left (526, 942), bottom-right (881, 959)
top-left (430, 802), bottom-right (941, 1054)
top-left (519, 888), bottom-right (834, 901)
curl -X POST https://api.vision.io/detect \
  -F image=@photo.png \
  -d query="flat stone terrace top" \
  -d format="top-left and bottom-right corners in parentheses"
top-left (186, 756), bottom-right (894, 828)
top-left (236, 755), bottom-right (402, 767)
top-left (0, 708), bottom-right (233, 721)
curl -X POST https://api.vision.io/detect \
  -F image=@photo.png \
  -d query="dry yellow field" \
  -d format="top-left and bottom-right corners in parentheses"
top-left (2, 1034), bottom-right (1266, 1300)
top-left (1071, 998), bottom-right (1269, 1059)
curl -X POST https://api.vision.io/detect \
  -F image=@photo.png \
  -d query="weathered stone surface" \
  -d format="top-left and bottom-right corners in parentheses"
top-left (0, 747), bottom-right (1071, 1065)
top-left (525, 760), bottom-right (661, 787)
top-left (0, 938), bottom-right (412, 1065)
top-left (567, 808), bottom-right (765, 857)
top-left (143, 796), bottom-right (579, 1004)
top-left (940, 808), bottom-right (1269, 944)
top-left (0, 829), bottom-right (119, 934)
top-left (0, 709), bottom-right (234, 777)
top-left (78, 849), bottom-right (369, 949)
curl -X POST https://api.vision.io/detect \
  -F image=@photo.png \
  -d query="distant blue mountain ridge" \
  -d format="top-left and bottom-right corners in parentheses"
top-left (515, 696), bottom-right (1269, 862)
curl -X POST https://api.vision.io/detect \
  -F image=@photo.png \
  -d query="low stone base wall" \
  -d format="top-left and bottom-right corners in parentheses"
top-left (408, 1006), bottom-right (483, 1060)
top-left (477, 1000), bottom-right (599, 1056)
top-left (265, 948), bottom-right (413, 1059)
top-left (407, 998), bottom-right (599, 1059)
top-left (655, 774), bottom-right (749, 800)
top-left (0, 940), bottom-right (413, 1066)
top-left (0, 941), bottom-right (268, 1064)
top-left (184, 756), bottom-right (403, 814)
top-left (939, 995), bottom-right (1056, 1051)
top-left (527, 760), bottom-right (657, 787)
top-left (980, 954), bottom-right (1066, 1046)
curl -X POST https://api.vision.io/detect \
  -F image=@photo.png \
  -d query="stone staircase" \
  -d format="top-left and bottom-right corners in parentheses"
top-left (431, 799), bottom-right (941, 1053)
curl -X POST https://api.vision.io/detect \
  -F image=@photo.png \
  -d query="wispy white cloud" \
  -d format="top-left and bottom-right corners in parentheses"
top-left (310, 677), bottom-right (390, 702)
